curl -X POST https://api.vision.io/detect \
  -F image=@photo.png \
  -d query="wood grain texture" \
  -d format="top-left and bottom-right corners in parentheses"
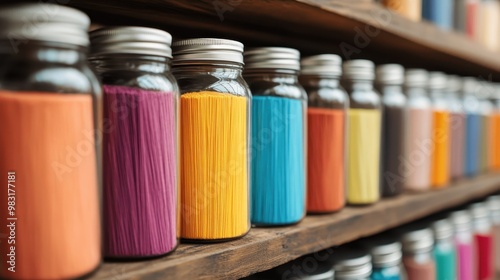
top-left (89, 173), bottom-right (500, 280)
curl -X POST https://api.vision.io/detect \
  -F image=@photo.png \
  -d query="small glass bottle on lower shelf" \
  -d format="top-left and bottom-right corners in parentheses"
top-left (446, 75), bottom-right (466, 181)
top-left (450, 209), bottom-right (475, 280)
top-left (362, 235), bottom-right (405, 280)
top-left (332, 247), bottom-right (373, 280)
top-left (89, 26), bottom-right (179, 258)
top-left (431, 218), bottom-right (457, 280)
top-left (300, 54), bottom-right (348, 214)
top-left (244, 47), bottom-right (307, 226)
top-left (468, 202), bottom-right (495, 280)
top-left (461, 78), bottom-right (482, 177)
top-left (342, 60), bottom-right (382, 205)
top-left (400, 227), bottom-right (436, 280)
top-left (172, 38), bottom-right (251, 242)
top-left (486, 195), bottom-right (500, 270)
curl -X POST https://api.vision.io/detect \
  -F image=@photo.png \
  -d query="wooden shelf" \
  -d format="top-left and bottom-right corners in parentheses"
top-left (89, 174), bottom-right (500, 280)
top-left (63, 0), bottom-right (500, 79)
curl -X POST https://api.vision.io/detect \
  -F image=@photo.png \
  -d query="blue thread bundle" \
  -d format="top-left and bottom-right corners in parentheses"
top-left (422, 0), bottom-right (454, 30)
top-left (465, 113), bottom-right (481, 176)
top-left (251, 96), bottom-right (305, 226)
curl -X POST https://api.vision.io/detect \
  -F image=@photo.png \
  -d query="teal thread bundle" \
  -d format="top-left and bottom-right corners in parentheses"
top-left (251, 96), bottom-right (306, 225)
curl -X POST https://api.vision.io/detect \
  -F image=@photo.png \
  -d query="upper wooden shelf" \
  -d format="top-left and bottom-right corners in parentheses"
top-left (88, 174), bottom-right (500, 280)
top-left (65, 0), bottom-right (500, 79)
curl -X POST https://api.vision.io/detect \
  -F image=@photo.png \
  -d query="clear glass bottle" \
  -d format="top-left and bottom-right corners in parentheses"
top-left (300, 54), bottom-right (348, 213)
top-left (375, 64), bottom-right (407, 197)
top-left (468, 202), bottom-right (495, 280)
top-left (172, 38), bottom-right (250, 242)
top-left (486, 195), bottom-right (500, 270)
top-left (431, 218), bottom-right (457, 280)
top-left (342, 60), bottom-right (381, 205)
top-left (477, 86), bottom-right (494, 173)
top-left (446, 75), bottom-right (466, 180)
top-left (333, 248), bottom-right (373, 280)
top-left (491, 85), bottom-right (500, 171)
top-left (401, 227), bottom-right (436, 280)
top-left (450, 210), bottom-right (475, 280)
top-left (428, 72), bottom-right (450, 188)
top-left (244, 47), bottom-right (307, 226)
top-left (403, 69), bottom-right (433, 192)
top-left (0, 4), bottom-right (101, 279)
top-left (364, 235), bottom-right (404, 280)
top-left (462, 77), bottom-right (482, 177)
top-left (89, 27), bottom-right (179, 258)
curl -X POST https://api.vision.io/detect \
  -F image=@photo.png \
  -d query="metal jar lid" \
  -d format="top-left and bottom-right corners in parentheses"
top-left (333, 248), bottom-right (372, 279)
top-left (301, 54), bottom-right (342, 76)
top-left (363, 235), bottom-right (402, 268)
top-left (449, 209), bottom-right (473, 232)
top-left (431, 218), bottom-right (454, 240)
top-left (400, 227), bottom-right (434, 254)
top-left (89, 26), bottom-right (172, 58)
top-left (0, 3), bottom-right (90, 48)
top-left (376, 64), bottom-right (404, 85)
top-left (447, 75), bottom-right (462, 94)
top-left (244, 47), bottom-right (301, 71)
top-left (428, 71), bottom-right (447, 91)
top-left (404, 69), bottom-right (429, 88)
top-left (172, 38), bottom-right (244, 65)
top-left (342, 59), bottom-right (375, 81)
top-left (272, 254), bottom-right (335, 280)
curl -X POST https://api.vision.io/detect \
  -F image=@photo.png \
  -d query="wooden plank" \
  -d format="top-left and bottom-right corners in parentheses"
top-left (89, 174), bottom-right (500, 280)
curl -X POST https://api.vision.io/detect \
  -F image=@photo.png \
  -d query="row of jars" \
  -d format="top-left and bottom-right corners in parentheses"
top-left (1, 4), bottom-right (500, 279)
top-left (245, 194), bottom-right (500, 280)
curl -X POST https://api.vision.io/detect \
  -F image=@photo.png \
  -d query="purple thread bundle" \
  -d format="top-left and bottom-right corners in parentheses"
top-left (103, 85), bottom-right (177, 258)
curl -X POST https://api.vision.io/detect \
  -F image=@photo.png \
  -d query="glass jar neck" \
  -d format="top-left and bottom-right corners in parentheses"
top-left (405, 86), bottom-right (428, 98)
top-left (244, 69), bottom-right (299, 83)
top-left (0, 41), bottom-right (88, 65)
top-left (378, 84), bottom-right (403, 95)
top-left (92, 55), bottom-right (172, 74)
top-left (430, 88), bottom-right (446, 98)
top-left (344, 79), bottom-right (374, 92)
top-left (300, 75), bottom-right (341, 88)
top-left (173, 63), bottom-right (243, 76)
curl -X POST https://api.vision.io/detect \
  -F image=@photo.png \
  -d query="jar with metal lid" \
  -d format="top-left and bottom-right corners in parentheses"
top-left (362, 235), bottom-right (405, 280)
top-left (450, 209), bottom-right (475, 280)
top-left (244, 47), bottom-right (306, 226)
top-left (300, 54), bottom-right (347, 214)
top-left (403, 69), bottom-right (433, 192)
top-left (491, 87), bottom-right (500, 171)
top-left (468, 202), bottom-right (494, 280)
top-left (264, 252), bottom-right (335, 280)
top-left (89, 26), bottom-right (178, 258)
top-left (400, 227), bottom-right (436, 280)
top-left (461, 77), bottom-right (482, 177)
top-left (333, 248), bottom-right (372, 280)
top-left (476, 85), bottom-right (494, 173)
top-left (375, 64), bottom-right (407, 197)
top-left (431, 218), bottom-right (457, 280)
top-left (0, 4), bottom-right (101, 279)
top-left (486, 195), bottom-right (500, 269)
top-left (172, 38), bottom-right (250, 241)
top-left (428, 72), bottom-right (450, 188)
top-left (342, 60), bottom-right (381, 205)
top-left (446, 75), bottom-right (466, 180)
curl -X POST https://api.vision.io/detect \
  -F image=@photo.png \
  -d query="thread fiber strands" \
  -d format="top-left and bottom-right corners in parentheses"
top-left (102, 85), bottom-right (177, 257)
top-left (492, 113), bottom-right (500, 170)
top-left (181, 91), bottom-right (249, 240)
top-left (430, 111), bottom-right (450, 188)
top-left (0, 91), bottom-right (101, 279)
top-left (405, 108), bottom-right (433, 191)
top-left (403, 257), bottom-right (436, 280)
top-left (457, 242), bottom-right (474, 280)
top-left (465, 113), bottom-right (481, 176)
top-left (450, 112), bottom-right (465, 179)
top-left (252, 96), bottom-right (305, 225)
top-left (434, 245), bottom-right (456, 280)
top-left (480, 116), bottom-right (490, 172)
top-left (347, 109), bottom-right (381, 204)
top-left (307, 108), bottom-right (344, 213)
top-left (475, 234), bottom-right (494, 280)
top-left (381, 106), bottom-right (406, 196)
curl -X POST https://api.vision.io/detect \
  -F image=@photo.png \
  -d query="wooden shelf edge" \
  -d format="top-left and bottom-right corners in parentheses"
top-left (90, 173), bottom-right (500, 280)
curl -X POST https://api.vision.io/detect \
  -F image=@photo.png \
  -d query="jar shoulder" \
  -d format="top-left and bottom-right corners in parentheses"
top-left (246, 79), bottom-right (306, 100)
top-left (349, 89), bottom-right (381, 109)
top-left (305, 86), bottom-right (348, 108)
top-left (98, 70), bottom-right (179, 93)
top-left (175, 72), bottom-right (250, 97)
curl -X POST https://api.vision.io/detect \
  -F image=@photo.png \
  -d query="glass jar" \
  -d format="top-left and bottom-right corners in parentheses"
top-left (269, 252), bottom-right (336, 280)
top-left (492, 88), bottom-right (500, 171)
top-left (446, 75), bottom-right (466, 180)
top-left (300, 54), bottom-right (348, 214)
top-left (486, 195), bottom-right (500, 270)
top-left (89, 27), bottom-right (179, 258)
top-left (462, 77), bottom-right (482, 177)
top-left (400, 227), bottom-right (436, 280)
top-left (477, 87), bottom-right (494, 173)
top-left (375, 64), bottom-right (407, 197)
top-left (333, 248), bottom-right (372, 280)
top-left (244, 47), bottom-right (306, 226)
top-left (403, 69), bottom-right (433, 192)
top-left (0, 4), bottom-right (101, 279)
top-left (172, 38), bottom-right (250, 241)
top-left (428, 72), bottom-right (450, 188)
top-left (450, 210), bottom-right (475, 280)
top-left (363, 235), bottom-right (404, 280)
top-left (431, 218), bottom-right (457, 280)
top-left (468, 202), bottom-right (495, 280)
top-left (342, 60), bottom-right (381, 205)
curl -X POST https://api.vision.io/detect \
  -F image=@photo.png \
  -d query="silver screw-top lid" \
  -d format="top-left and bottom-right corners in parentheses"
top-left (333, 248), bottom-right (372, 279)
top-left (172, 38), bottom-right (244, 65)
top-left (0, 4), bottom-right (90, 48)
top-left (244, 47), bottom-right (301, 71)
top-left (428, 71), bottom-right (447, 91)
top-left (376, 64), bottom-right (404, 85)
top-left (404, 69), bottom-right (429, 88)
top-left (447, 75), bottom-right (462, 94)
top-left (362, 235), bottom-right (402, 268)
top-left (301, 54), bottom-right (342, 76)
top-left (468, 202), bottom-right (492, 230)
top-left (342, 60), bottom-right (375, 81)
top-left (89, 27), bottom-right (172, 58)
top-left (431, 218), bottom-right (454, 240)
top-left (271, 253), bottom-right (335, 280)
top-left (487, 195), bottom-right (500, 224)
top-left (450, 209), bottom-right (473, 232)
top-left (400, 227), bottom-right (434, 254)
